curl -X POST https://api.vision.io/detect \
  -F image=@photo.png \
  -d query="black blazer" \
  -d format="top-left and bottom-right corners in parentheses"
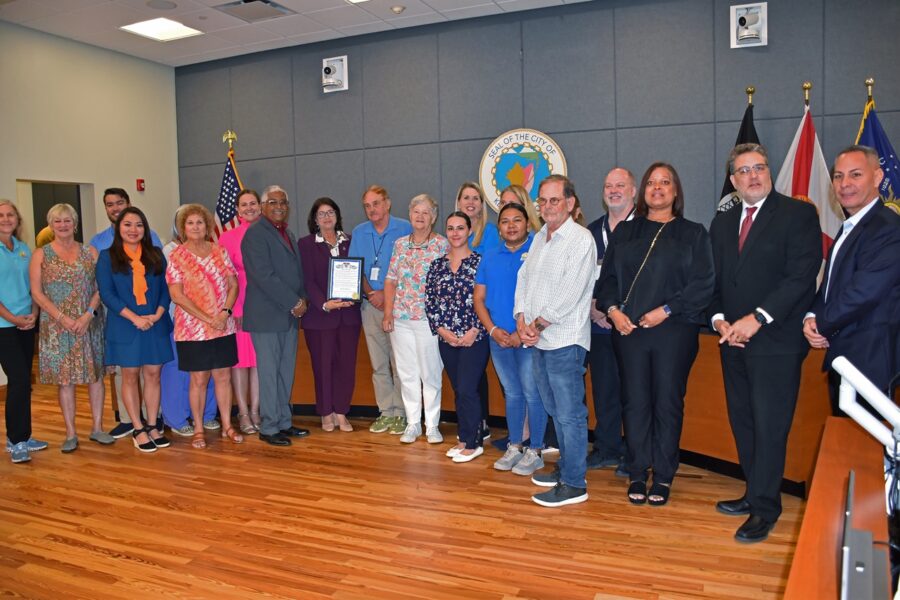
top-left (810, 201), bottom-right (900, 389)
top-left (708, 191), bottom-right (822, 356)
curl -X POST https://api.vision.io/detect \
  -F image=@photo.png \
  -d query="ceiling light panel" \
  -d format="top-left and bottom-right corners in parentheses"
top-left (121, 17), bottom-right (204, 41)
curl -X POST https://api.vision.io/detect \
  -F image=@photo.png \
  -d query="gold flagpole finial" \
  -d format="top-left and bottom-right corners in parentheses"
top-left (745, 86), bottom-right (755, 105)
top-left (222, 130), bottom-right (237, 150)
top-left (802, 81), bottom-right (812, 107)
top-left (865, 77), bottom-right (875, 101)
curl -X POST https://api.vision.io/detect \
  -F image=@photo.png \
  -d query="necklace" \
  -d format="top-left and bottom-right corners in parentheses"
top-left (504, 239), bottom-right (527, 252)
top-left (407, 232), bottom-right (432, 248)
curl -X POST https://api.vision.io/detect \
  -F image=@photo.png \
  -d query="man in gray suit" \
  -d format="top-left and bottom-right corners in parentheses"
top-left (242, 185), bottom-right (310, 446)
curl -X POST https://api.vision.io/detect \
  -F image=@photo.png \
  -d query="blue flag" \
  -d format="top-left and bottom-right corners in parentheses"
top-left (856, 99), bottom-right (900, 214)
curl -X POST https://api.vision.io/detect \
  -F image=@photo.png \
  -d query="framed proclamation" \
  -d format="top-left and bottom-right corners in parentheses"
top-left (327, 257), bottom-right (363, 302)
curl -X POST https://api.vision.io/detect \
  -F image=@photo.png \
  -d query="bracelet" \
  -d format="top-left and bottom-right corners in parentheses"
top-left (488, 326), bottom-right (497, 338)
top-left (607, 305), bottom-right (620, 314)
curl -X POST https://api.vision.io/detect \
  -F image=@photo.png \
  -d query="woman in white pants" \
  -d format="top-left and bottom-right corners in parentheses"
top-left (382, 194), bottom-right (449, 444)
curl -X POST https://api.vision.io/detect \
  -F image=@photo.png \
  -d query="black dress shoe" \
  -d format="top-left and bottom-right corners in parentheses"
top-left (280, 427), bottom-right (310, 438)
top-left (716, 496), bottom-right (751, 516)
top-left (260, 433), bottom-right (292, 446)
top-left (735, 514), bottom-right (775, 543)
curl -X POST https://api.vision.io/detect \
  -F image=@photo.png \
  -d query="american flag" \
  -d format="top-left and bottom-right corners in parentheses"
top-left (213, 148), bottom-right (244, 240)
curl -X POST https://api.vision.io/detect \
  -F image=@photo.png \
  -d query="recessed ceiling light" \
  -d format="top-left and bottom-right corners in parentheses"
top-left (120, 18), bottom-right (203, 42)
top-left (390, 5), bottom-right (405, 14)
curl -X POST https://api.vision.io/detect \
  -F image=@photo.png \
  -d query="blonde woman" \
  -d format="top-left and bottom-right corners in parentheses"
top-left (499, 184), bottom-right (542, 232)
top-left (455, 182), bottom-right (500, 254)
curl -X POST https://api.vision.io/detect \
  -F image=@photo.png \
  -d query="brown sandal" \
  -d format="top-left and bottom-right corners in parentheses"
top-left (191, 431), bottom-right (206, 449)
top-left (222, 426), bottom-right (244, 444)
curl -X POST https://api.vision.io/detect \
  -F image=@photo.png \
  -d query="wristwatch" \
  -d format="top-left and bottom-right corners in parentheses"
top-left (222, 307), bottom-right (233, 315)
top-left (662, 305), bottom-right (672, 316)
top-left (322, 302), bottom-right (331, 313)
top-left (753, 310), bottom-right (767, 326)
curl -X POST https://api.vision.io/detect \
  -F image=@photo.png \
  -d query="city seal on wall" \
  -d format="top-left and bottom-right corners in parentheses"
top-left (479, 129), bottom-right (567, 213)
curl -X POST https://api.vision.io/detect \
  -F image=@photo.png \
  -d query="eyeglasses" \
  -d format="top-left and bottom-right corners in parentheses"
top-left (266, 200), bottom-right (289, 207)
top-left (734, 164), bottom-right (769, 176)
top-left (317, 210), bottom-right (336, 218)
top-left (536, 197), bottom-right (565, 207)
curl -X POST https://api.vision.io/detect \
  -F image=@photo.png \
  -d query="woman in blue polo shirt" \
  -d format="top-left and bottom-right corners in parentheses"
top-left (473, 203), bottom-right (548, 476)
top-left (0, 200), bottom-right (43, 464)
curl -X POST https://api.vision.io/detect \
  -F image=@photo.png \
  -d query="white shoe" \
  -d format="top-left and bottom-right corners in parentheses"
top-left (425, 426), bottom-right (443, 444)
top-left (445, 444), bottom-right (464, 458)
top-left (452, 446), bottom-right (484, 463)
top-left (399, 423), bottom-right (422, 444)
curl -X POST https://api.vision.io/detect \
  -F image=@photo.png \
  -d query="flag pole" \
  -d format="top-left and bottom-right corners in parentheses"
top-left (802, 81), bottom-right (812, 107)
top-left (222, 129), bottom-right (237, 150)
top-left (746, 85), bottom-right (754, 105)
top-left (865, 77), bottom-right (875, 102)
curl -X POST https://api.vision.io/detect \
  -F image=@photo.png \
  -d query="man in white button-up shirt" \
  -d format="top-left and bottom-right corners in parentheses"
top-left (514, 175), bottom-right (597, 508)
top-left (803, 145), bottom-right (900, 414)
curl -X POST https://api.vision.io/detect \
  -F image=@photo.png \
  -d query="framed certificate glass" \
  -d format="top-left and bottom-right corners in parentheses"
top-left (327, 257), bottom-right (364, 302)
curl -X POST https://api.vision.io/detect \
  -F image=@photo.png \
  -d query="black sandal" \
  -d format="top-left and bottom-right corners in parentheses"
top-left (146, 425), bottom-right (171, 448)
top-left (132, 426), bottom-right (157, 453)
top-left (648, 482), bottom-right (671, 506)
top-left (627, 480), bottom-right (647, 505)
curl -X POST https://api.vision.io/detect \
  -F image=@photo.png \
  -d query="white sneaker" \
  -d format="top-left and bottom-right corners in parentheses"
top-left (494, 445), bottom-right (524, 471)
top-left (399, 423), bottom-right (422, 444)
top-left (425, 426), bottom-right (443, 444)
top-left (512, 448), bottom-right (545, 476)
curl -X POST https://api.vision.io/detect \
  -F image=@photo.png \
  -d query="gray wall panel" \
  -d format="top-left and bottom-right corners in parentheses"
top-left (522, 6), bottom-right (615, 132)
top-left (824, 0), bottom-right (900, 114)
top-left (714, 0), bottom-right (824, 122)
top-left (615, 0), bottom-right (714, 128)
top-left (618, 124), bottom-right (716, 224)
top-left (364, 144), bottom-right (441, 222)
top-left (550, 130), bottom-right (617, 224)
top-left (292, 44), bottom-right (364, 154)
top-left (295, 151), bottom-right (367, 231)
top-left (231, 55), bottom-right (294, 161)
top-left (176, 67), bottom-right (231, 167)
top-left (363, 34), bottom-right (439, 148)
top-left (438, 21), bottom-right (523, 141)
top-left (440, 139), bottom-right (491, 220)
top-left (178, 164), bottom-right (227, 214)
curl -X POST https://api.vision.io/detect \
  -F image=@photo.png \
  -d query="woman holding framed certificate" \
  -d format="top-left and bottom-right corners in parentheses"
top-left (298, 198), bottom-right (361, 432)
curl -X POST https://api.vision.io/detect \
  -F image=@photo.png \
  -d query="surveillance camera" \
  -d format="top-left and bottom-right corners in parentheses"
top-left (323, 65), bottom-right (335, 76)
top-left (738, 12), bottom-right (759, 27)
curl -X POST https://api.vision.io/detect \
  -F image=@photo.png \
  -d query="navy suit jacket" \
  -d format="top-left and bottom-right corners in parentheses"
top-left (241, 218), bottom-right (306, 333)
top-left (96, 249), bottom-right (173, 344)
top-left (297, 234), bottom-right (362, 331)
top-left (709, 191), bottom-right (822, 356)
top-left (810, 200), bottom-right (900, 390)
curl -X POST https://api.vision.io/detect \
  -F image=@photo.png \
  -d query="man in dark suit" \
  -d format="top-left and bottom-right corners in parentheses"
top-left (242, 185), bottom-right (310, 446)
top-left (709, 143), bottom-right (822, 543)
top-left (803, 144), bottom-right (900, 413)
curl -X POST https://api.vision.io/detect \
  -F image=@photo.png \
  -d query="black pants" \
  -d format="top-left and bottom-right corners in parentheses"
top-left (586, 332), bottom-right (624, 457)
top-left (441, 338), bottom-right (489, 449)
top-left (613, 320), bottom-right (699, 484)
top-left (721, 349), bottom-right (805, 522)
top-left (0, 327), bottom-right (35, 445)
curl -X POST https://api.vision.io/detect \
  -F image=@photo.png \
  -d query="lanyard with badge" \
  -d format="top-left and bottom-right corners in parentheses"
top-left (369, 231), bottom-right (388, 281)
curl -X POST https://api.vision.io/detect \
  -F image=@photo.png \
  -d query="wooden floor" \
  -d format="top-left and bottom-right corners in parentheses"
top-left (0, 384), bottom-right (803, 599)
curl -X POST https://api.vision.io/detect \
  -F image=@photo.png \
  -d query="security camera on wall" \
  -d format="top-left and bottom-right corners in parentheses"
top-left (322, 56), bottom-right (348, 93)
top-left (730, 3), bottom-right (768, 48)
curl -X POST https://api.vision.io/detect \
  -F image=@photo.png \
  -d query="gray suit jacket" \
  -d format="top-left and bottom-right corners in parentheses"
top-left (241, 218), bottom-right (306, 332)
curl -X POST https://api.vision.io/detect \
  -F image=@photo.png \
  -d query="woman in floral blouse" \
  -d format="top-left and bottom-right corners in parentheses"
top-left (426, 212), bottom-right (488, 463)
top-left (382, 194), bottom-right (448, 445)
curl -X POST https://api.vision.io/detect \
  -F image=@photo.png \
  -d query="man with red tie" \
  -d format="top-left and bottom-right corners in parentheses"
top-left (708, 143), bottom-right (822, 543)
top-left (803, 145), bottom-right (900, 413)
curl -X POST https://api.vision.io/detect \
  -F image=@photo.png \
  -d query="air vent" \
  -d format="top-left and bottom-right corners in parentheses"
top-left (215, 0), bottom-right (295, 23)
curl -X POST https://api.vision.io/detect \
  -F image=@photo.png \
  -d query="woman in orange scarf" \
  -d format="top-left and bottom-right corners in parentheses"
top-left (96, 207), bottom-right (174, 453)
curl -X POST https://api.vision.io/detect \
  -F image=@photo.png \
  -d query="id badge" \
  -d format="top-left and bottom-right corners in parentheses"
top-left (370, 266), bottom-right (381, 281)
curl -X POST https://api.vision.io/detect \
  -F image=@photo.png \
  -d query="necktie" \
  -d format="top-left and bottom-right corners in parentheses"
top-left (738, 206), bottom-right (757, 253)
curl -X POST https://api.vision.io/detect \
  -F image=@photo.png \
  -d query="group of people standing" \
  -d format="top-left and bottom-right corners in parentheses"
top-left (1, 143), bottom-right (897, 546)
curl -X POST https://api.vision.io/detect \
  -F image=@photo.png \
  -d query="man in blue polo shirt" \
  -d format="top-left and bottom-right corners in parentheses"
top-left (586, 167), bottom-right (635, 476)
top-left (348, 185), bottom-right (412, 435)
top-left (90, 187), bottom-right (163, 439)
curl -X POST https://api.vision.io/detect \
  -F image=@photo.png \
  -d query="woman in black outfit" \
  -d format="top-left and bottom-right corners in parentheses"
top-left (595, 162), bottom-right (714, 506)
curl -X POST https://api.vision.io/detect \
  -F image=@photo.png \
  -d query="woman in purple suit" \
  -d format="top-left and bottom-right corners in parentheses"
top-left (298, 198), bottom-right (362, 432)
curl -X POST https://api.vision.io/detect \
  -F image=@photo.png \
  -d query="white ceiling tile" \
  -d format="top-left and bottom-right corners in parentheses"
top-left (257, 13), bottom-right (330, 36)
top-left (212, 23), bottom-right (282, 44)
top-left (277, 0), bottom-right (347, 14)
top-left (285, 29), bottom-right (344, 45)
top-left (440, 3), bottom-right (502, 20)
top-left (422, 0), bottom-right (489, 11)
top-left (498, 0), bottom-right (562, 12)
top-left (356, 0), bottom-right (435, 20)
top-left (337, 20), bottom-right (394, 36)
top-left (241, 36), bottom-right (300, 53)
top-left (305, 4), bottom-right (380, 28)
top-left (174, 7), bottom-right (252, 32)
top-left (0, 0), bottom-right (62, 23)
top-left (24, 3), bottom-right (149, 38)
top-left (114, 0), bottom-right (210, 19)
top-left (386, 11), bottom-right (446, 27)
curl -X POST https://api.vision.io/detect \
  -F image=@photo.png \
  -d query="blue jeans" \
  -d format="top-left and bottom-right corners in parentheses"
top-left (490, 339), bottom-right (546, 449)
top-left (533, 344), bottom-right (588, 488)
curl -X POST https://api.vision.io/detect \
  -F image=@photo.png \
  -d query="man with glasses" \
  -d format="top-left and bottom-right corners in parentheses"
top-left (709, 143), bottom-right (821, 543)
top-left (515, 175), bottom-right (598, 507)
top-left (347, 185), bottom-right (412, 435)
top-left (242, 185), bottom-right (310, 446)
top-left (585, 168), bottom-right (636, 476)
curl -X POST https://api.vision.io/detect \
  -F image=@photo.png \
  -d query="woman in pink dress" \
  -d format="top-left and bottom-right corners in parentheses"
top-left (218, 189), bottom-right (262, 435)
